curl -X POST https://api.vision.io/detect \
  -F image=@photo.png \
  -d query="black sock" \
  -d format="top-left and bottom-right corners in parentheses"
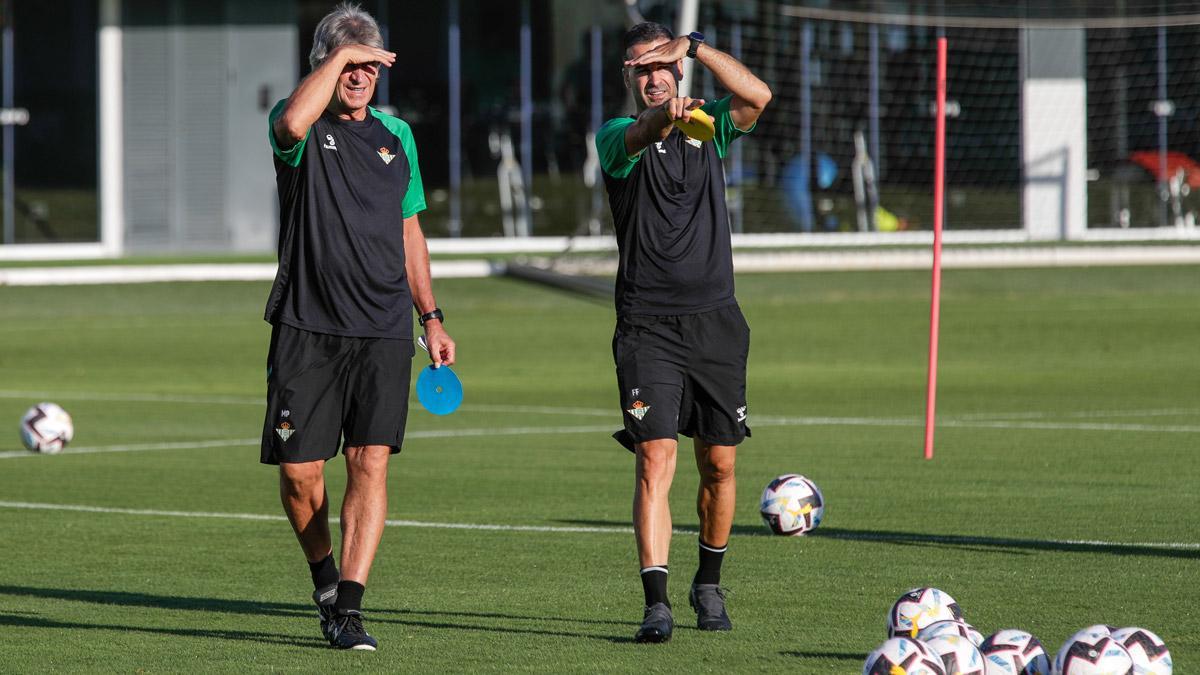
top-left (335, 580), bottom-right (365, 613)
top-left (640, 566), bottom-right (669, 607)
top-left (308, 553), bottom-right (339, 590)
top-left (693, 539), bottom-right (727, 586)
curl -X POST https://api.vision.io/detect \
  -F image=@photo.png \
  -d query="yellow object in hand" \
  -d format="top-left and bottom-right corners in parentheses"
top-left (673, 108), bottom-right (715, 142)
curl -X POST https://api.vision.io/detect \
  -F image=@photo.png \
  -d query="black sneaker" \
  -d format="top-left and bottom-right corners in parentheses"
top-left (312, 583), bottom-right (339, 644)
top-left (634, 602), bottom-right (674, 643)
top-left (328, 609), bottom-right (378, 651)
top-left (689, 584), bottom-right (732, 631)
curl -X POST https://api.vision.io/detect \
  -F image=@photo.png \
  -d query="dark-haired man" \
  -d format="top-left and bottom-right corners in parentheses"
top-left (261, 2), bottom-right (455, 651)
top-left (595, 22), bottom-right (770, 643)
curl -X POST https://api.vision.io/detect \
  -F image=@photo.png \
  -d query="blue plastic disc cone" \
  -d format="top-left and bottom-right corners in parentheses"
top-left (415, 365), bottom-right (463, 415)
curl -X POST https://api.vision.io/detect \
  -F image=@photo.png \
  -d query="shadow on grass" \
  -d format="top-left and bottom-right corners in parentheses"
top-left (0, 613), bottom-right (327, 649)
top-left (373, 606), bottom-right (630, 628)
top-left (0, 585), bottom-right (634, 643)
top-left (0, 584), bottom-right (629, 626)
top-left (555, 520), bottom-right (1200, 560)
top-left (0, 585), bottom-right (311, 618)
top-left (370, 615), bottom-right (632, 644)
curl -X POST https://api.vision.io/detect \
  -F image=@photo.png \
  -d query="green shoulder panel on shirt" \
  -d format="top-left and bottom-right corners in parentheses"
top-left (371, 107), bottom-right (428, 218)
top-left (596, 117), bottom-right (642, 179)
top-left (268, 99), bottom-right (309, 168)
top-left (700, 96), bottom-right (755, 159)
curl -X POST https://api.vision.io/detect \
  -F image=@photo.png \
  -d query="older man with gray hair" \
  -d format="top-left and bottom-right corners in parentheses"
top-left (261, 2), bottom-right (455, 651)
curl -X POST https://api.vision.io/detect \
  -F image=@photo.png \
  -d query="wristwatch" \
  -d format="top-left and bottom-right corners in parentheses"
top-left (686, 31), bottom-right (705, 59)
top-left (418, 308), bottom-right (444, 326)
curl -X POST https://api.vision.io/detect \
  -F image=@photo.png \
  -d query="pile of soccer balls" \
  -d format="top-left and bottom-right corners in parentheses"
top-left (863, 587), bottom-right (1173, 674)
top-left (756, 479), bottom-right (1173, 675)
top-left (19, 402), bottom-right (74, 454)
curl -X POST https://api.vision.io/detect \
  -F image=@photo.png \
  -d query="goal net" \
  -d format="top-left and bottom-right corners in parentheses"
top-left (690, 2), bottom-right (1200, 235)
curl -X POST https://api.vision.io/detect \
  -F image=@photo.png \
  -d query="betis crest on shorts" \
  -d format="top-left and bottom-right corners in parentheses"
top-left (626, 400), bottom-right (650, 421)
top-left (276, 409), bottom-right (296, 442)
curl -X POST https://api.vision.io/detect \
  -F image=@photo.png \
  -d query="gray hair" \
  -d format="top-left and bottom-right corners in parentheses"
top-left (308, 2), bottom-right (385, 70)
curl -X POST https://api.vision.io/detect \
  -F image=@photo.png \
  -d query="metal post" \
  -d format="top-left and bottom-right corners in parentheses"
top-left (798, 22), bottom-right (815, 232)
top-left (448, 0), bottom-right (462, 237)
top-left (2, 1), bottom-right (13, 244)
top-left (99, 0), bottom-right (124, 254)
top-left (675, 0), bottom-right (699, 98)
top-left (589, 23), bottom-right (603, 236)
top-left (519, 0), bottom-right (532, 235)
top-left (1156, 23), bottom-right (1168, 227)
top-left (869, 22), bottom-right (881, 180)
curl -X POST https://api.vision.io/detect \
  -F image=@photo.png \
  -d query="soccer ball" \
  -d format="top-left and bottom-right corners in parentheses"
top-left (1053, 626), bottom-right (1134, 675)
top-left (925, 634), bottom-right (986, 675)
top-left (888, 587), bottom-right (964, 638)
top-left (864, 637), bottom-right (947, 675)
top-left (979, 629), bottom-right (1051, 674)
top-left (919, 619), bottom-right (985, 647)
top-left (759, 473), bottom-right (824, 536)
top-left (1109, 627), bottom-right (1172, 675)
top-left (19, 402), bottom-right (74, 454)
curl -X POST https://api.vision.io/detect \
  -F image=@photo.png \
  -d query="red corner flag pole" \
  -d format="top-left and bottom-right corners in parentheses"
top-left (924, 37), bottom-right (947, 461)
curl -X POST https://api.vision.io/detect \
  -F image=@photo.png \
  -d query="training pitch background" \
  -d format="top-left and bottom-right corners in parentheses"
top-left (0, 267), bottom-right (1196, 672)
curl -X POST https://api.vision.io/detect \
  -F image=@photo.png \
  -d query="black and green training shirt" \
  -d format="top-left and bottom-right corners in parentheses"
top-left (595, 96), bottom-right (753, 317)
top-left (265, 99), bottom-right (426, 339)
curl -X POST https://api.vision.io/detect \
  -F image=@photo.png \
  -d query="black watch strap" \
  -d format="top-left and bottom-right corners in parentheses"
top-left (418, 308), bottom-right (444, 326)
top-left (687, 31), bottom-right (704, 59)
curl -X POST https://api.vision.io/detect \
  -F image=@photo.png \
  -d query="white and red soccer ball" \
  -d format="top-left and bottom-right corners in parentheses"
top-left (888, 587), bottom-right (964, 638)
top-left (863, 637), bottom-right (947, 675)
top-left (759, 474), bottom-right (824, 536)
top-left (1053, 625), bottom-right (1134, 675)
top-left (919, 619), bottom-right (985, 647)
top-left (979, 629), bottom-right (1051, 674)
top-left (19, 402), bottom-right (74, 454)
top-left (924, 633), bottom-right (986, 675)
top-left (1109, 627), bottom-right (1172, 675)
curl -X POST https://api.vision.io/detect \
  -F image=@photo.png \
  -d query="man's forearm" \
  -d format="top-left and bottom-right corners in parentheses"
top-left (694, 44), bottom-right (772, 115)
top-left (403, 215), bottom-right (437, 315)
top-left (273, 55), bottom-right (346, 145)
top-left (623, 105), bottom-right (673, 157)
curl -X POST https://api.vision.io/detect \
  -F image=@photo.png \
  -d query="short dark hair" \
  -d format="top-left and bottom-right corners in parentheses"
top-left (623, 22), bottom-right (674, 55)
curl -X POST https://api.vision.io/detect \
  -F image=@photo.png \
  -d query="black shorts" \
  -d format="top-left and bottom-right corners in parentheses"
top-left (612, 303), bottom-right (751, 452)
top-left (260, 323), bottom-right (415, 465)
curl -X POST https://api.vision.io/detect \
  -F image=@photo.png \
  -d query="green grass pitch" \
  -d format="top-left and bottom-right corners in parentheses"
top-left (0, 266), bottom-right (1196, 672)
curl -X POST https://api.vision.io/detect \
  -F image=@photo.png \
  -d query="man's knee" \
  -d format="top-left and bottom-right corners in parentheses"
top-left (345, 445), bottom-right (391, 479)
top-left (279, 460), bottom-right (325, 496)
top-left (636, 439), bottom-right (677, 483)
top-left (699, 446), bottom-right (736, 484)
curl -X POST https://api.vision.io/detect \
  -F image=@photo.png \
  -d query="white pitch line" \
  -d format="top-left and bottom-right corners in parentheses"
top-left (0, 390), bottom-right (262, 406)
top-left (939, 419), bottom-right (1200, 434)
top-left (0, 500), bottom-right (629, 535)
top-left (948, 408), bottom-right (1200, 421)
top-left (409, 424), bottom-right (616, 438)
top-left (0, 425), bottom-right (618, 460)
top-left (749, 416), bottom-right (1200, 434)
top-left (458, 403), bottom-right (614, 418)
top-left (0, 438), bottom-right (258, 459)
top-left (0, 500), bottom-right (1195, 550)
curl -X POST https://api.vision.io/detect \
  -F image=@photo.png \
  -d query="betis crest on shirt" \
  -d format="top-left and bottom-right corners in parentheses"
top-left (377, 147), bottom-right (395, 164)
